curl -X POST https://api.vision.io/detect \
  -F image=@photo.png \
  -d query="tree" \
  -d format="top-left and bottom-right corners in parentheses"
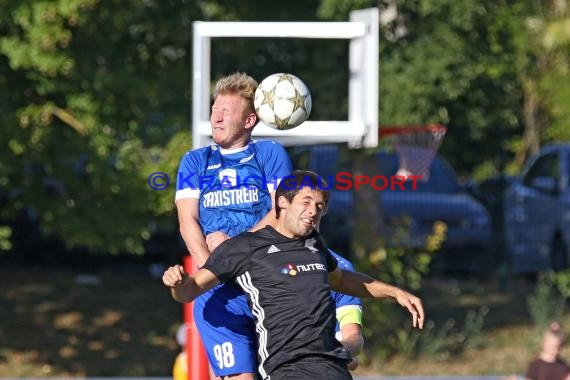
top-left (0, 0), bottom-right (197, 254)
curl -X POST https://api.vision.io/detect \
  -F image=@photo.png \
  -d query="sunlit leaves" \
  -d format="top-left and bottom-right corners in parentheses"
top-left (0, 0), bottom-right (193, 254)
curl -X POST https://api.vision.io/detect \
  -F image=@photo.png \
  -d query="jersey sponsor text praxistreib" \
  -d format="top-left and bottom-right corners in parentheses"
top-left (202, 187), bottom-right (260, 207)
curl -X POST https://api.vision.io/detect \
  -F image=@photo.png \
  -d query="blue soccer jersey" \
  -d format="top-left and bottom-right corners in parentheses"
top-left (176, 140), bottom-right (292, 237)
top-left (175, 139), bottom-right (292, 376)
top-left (330, 250), bottom-right (363, 340)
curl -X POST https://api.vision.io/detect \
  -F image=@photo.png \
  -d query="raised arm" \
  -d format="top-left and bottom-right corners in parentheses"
top-left (329, 268), bottom-right (425, 329)
top-left (176, 198), bottom-right (211, 267)
top-left (162, 264), bottom-right (220, 303)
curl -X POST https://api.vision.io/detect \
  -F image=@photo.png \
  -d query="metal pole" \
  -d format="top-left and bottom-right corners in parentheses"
top-left (183, 255), bottom-right (210, 380)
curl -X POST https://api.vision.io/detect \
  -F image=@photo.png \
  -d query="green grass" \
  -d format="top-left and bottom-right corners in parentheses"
top-left (354, 276), bottom-right (548, 377)
top-left (0, 264), bottom-right (566, 377)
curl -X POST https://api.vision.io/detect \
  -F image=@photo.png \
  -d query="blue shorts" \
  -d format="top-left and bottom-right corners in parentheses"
top-left (194, 282), bottom-right (258, 376)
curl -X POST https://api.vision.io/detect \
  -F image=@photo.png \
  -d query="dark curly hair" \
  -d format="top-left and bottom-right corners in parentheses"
top-left (275, 170), bottom-right (329, 218)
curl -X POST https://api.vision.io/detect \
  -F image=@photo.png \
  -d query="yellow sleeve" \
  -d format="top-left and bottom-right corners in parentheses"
top-left (336, 305), bottom-right (363, 328)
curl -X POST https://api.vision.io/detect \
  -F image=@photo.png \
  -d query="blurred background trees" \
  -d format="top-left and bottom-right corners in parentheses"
top-left (1, 0), bottom-right (569, 257)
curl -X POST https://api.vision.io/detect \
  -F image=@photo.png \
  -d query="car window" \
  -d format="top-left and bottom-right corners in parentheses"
top-left (522, 152), bottom-right (559, 187)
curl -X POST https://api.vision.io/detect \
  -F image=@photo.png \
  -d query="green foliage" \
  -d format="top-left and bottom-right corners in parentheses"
top-left (317, 0), bottom-right (376, 20)
top-left (527, 272), bottom-right (567, 329)
top-left (363, 305), bottom-right (488, 362)
top-left (0, 0), bottom-right (194, 254)
top-left (542, 70), bottom-right (570, 142)
top-left (0, 226), bottom-right (13, 250)
top-left (392, 307), bottom-right (488, 360)
top-left (552, 269), bottom-right (570, 299)
top-left (354, 219), bottom-right (445, 290)
top-left (351, 212), bottom-right (487, 362)
top-left (377, 0), bottom-right (528, 175)
top-left (353, 219), bottom-right (446, 359)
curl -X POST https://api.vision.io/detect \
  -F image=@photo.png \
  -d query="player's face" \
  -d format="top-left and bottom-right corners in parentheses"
top-left (210, 93), bottom-right (256, 149)
top-left (279, 187), bottom-right (327, 238)
top-left (542, 334), bottom-right (563, 357)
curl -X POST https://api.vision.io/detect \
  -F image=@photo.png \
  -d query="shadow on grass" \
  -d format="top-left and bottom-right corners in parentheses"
top-left (0, 263), bottom-right (183, 377)
top-left (0, 261), bottom-right (540, 377)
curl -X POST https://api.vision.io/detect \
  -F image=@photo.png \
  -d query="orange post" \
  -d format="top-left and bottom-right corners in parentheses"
top-left (183, 255), bottom-right (210, 380)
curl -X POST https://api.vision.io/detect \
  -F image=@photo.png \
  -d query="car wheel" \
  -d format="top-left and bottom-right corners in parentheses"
top-left (550, 235), bottom-right (568, 271)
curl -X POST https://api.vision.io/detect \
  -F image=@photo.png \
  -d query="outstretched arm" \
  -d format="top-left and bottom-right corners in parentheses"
top-left (329, 268), bottom-right (425, 329)
top-left (162, 264), bottom-right (220, 303)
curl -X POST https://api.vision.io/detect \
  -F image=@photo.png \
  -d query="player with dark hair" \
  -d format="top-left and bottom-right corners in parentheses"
top-left (164, 170), bottom-right (425, 380)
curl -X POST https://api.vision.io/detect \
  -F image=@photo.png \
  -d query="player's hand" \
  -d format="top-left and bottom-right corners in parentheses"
top-left (395, 289), bottom-right (425, 329)
top-left (206, 231), bottom-right (230, 252)
top-left (162, 265), bottom-right (187, 288)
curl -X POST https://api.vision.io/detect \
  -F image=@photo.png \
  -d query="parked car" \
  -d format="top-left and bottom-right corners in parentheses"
top-left (294, 145), bottom-right (493, 272)
top-left (470, 175), bottom-right (517, 216)
top-left (504, 144), bottom-right (570, 274)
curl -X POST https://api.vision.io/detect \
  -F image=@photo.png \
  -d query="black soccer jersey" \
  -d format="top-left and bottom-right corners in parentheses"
top-left (203, 226), bottom-right (351, 378)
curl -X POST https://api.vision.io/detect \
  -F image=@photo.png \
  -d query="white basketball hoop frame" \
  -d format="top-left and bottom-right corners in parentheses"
top-left (192, 8), bottom-right (379, 150)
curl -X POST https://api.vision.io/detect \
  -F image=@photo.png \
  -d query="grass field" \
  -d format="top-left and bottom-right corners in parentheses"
top-left (0, 263), bottom-right (566, 377)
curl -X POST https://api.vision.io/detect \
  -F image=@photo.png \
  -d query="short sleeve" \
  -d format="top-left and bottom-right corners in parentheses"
top-left (324, 248), bottom-right (338, 273)
top-left (255, 140), bottom-right (293, 191)
top-left (175, 150), bottom-right (202, 201)
top-left (202, 234), bottom-right (251, 282)
top-left (336, 304), bottom-right (363, 328)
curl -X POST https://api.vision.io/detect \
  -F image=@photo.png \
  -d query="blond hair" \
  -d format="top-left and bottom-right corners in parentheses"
top-left (213, 72), bottom-right (258, 116)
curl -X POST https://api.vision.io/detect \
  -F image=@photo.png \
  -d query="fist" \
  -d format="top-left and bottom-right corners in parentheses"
top-left (162, 265), bottom-right (186, 288)
top-left (347, 356), bottom-right (359, 371)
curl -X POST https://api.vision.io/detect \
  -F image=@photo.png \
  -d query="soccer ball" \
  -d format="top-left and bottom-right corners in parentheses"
top-left (254, 73), bottom-right (312, 130)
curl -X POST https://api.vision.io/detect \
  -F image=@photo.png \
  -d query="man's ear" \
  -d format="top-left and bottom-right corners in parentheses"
top-left (277, 195), bottom-right (289, 210)
top-left (244, 112), bottom-right (257, 130)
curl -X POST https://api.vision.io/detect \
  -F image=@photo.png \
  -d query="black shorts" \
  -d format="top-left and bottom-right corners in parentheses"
top-left (269, 356), bottom-right (351, 380)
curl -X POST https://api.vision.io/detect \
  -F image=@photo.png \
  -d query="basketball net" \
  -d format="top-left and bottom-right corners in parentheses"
top-left (380, 125), bottom-right (447, 182)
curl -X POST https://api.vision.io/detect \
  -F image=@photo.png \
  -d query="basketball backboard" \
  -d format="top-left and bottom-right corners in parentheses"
top-left (192, 8), bottom-right (379, 149)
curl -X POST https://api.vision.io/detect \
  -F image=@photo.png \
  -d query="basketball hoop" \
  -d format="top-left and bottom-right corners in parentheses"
top-left (379, 124), bottom-right (447, 182)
